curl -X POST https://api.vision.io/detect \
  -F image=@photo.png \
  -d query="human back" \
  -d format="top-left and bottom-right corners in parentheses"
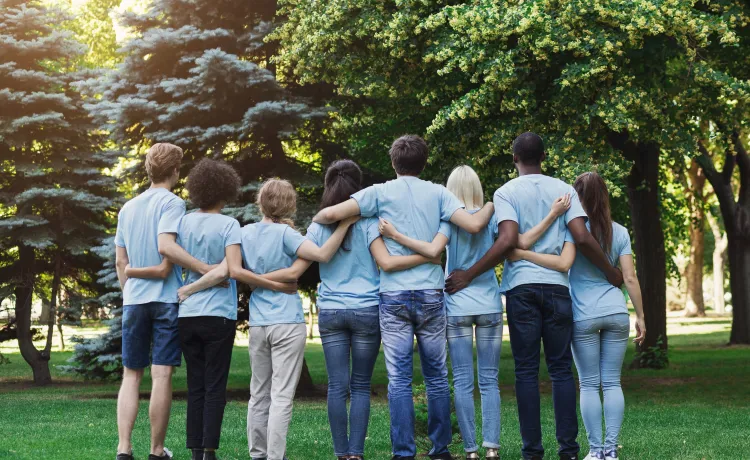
top-left (569, 221), bottom-right (631, 321)
top-left (177, 212), bottom-right (240, 319)
top-left (494, 173), bottom-right (584, 292)
top-left (353, 175), bottom-right (462, 292)
top-left (116, 182), bottom-right (184, 305)
top-left (241, 221), bottom-right (305, 325)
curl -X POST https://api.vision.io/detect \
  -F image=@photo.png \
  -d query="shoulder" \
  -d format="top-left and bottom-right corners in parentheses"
top-left (612, 222), bottom-right (630, 239)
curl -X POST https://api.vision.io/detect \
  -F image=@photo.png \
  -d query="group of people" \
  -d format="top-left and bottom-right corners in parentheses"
top-left (113, 132), bottom-right (646, 460)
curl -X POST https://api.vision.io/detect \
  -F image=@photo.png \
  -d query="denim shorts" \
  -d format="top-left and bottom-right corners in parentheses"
top-left (122, 302), bottom-right (181, 369)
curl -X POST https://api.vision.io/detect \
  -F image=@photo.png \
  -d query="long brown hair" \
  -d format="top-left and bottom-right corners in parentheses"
top-left (574, 172), bottom-right (613, 255)
top-left (257, 178), bottom-right (296, 228)
top-left (319, 160), bottom-right (363, 250)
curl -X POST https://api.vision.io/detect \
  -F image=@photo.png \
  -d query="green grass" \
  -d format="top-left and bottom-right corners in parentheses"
top-left (1, 318), bottom-right (748, 459)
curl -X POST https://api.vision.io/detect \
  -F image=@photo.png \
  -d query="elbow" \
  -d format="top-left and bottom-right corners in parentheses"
top-left (157, 244), bottom-right (169, 257)
top-left (379, 260), bottom-right (395, 272)
top-left (624, 273), bottom-right (639, 285)
top-left (516, 239), bottom-right (530, 251)
top-left (466, 222), bottom-right (482, 234)
top-left (228, 265), bottom-right (241, 280)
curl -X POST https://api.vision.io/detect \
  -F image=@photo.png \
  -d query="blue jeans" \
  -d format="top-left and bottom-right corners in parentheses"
top-left (318, 306), bottom-right (381, 457)
top-left (380, 290), bottom-right (452, 459)
top-left (572, 313), bottom-right (630, 453)
top-left (446, 314), bottom-right (503, 453)
top-left (122, 302), bottom-right (181, 369)
top-left (506, 284), bottom-right (579, 459)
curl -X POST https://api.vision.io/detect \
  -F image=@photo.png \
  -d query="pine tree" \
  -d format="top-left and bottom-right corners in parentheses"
top-left (0, 0), bottom-right (121, 385)
top-left (74, 0), bottom-right (327, 387)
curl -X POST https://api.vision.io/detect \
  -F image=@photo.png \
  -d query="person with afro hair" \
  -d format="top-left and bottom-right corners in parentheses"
top-left (127, 159), bottom-right (296, 460)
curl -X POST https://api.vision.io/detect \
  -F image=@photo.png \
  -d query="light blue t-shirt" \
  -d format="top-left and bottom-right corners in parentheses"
top-left (241, 222), bottom-right (307, 326)
top-left (115, 188), bottom-right (185, 306)
top-left (306, 218), bottom-right (381, 310)
top-left (352, 176), bottom-right (463, 292)
top-left (177, 213), bottom-right (241, 320)
top-left (494, 174), bottom-right (586, 293)
top-left (442, 212), bottom-right (503, 316)
top-left (570, 222), bottom-right (632, 321)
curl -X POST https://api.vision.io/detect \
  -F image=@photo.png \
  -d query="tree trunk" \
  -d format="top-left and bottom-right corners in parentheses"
top-left (707, 212), bottom-right (728, 315)
top-left (44, 255), bottom-right (62, 355)
top-left (307, 292), bottom-right (316, 340)
top-left (727, 234), bottom-right (750, 343)
top-left (684, 160), bottom-right (706, 317)
top-left (14, 245), bottom-right (52, 385)
top-left (625, 142), bottom-right (668, 366)
top-left (294, 358), bottom-right (322, 397)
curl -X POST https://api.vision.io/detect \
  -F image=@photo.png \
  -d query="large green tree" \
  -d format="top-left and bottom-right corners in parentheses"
top-left (0, 0), bottom-right (120, 384)
top-left (275, 0), bottom-right (746, 363)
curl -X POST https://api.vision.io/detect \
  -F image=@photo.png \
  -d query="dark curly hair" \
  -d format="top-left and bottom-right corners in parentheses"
top-left (186, 159), bottom-right (241, 209)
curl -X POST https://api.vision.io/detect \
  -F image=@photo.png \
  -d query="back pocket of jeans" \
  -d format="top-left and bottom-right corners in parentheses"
top-left (379, 304), bottom-right (409, 332)
top-left (551, 292), bottom-right (573, 324)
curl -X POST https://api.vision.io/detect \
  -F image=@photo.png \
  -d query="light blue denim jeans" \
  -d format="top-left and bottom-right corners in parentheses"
top-left (446, 313), bottom-right (503, 453)
top-left (571, 313), bottom-right (630, 453)
top-left (380, 289), bottom-right (452, 459)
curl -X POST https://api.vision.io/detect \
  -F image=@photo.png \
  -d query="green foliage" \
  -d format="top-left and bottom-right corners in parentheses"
top-left (0, 0), bottom-right (122, 376)
top-left (634, 335), bottom-right (669, 369)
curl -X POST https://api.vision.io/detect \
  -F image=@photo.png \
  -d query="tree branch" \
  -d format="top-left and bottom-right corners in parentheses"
top-left (732, 131), bottom-right (750, 205)
top-left (696, 140), bottom-right (723, 187)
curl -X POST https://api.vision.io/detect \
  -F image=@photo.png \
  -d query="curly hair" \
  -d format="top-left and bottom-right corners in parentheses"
top-left (146, 143), bottom-right (183, 183)
top-left (257, 178), bottom-right (296, 228)
top-left (186, 159), bottom-right (241, 209)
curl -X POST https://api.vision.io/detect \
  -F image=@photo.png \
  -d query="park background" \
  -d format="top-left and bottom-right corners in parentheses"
top-left (0, 0), bottom-right (749, 458)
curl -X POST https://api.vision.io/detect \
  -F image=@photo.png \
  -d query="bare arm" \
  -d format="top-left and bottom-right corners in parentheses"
top-left (312, 198), bottom-right (361, 224)
top-left (445, 220), bottom-right (519, 294)
top-left (115, 246), bottom-right (129, 290)
top-left (517, 194), bottom-right (571, 249)
top-left (369, 237), bottom-right (440, 272)
top-left (620, 254), bottom-right (646, 345)
top-left (125, 258), bottom-right (173, 280)
top-left (177, 259), bottom-right (229, 302)
top-left (262, 258), bottom-right (314, 283)
top-left (158, 233), bottom-right (213, 275)
top-left (449, 202), bottom-right (494, 234)
top-left (226, 245), bottom-right (298, 294)
top-left (567, 217), bottom-right (623, 287)
top-left (296, 217), bottom-right (358, 262)
top-left (509, 242), bottom-right (576, 273)
top-left (378, 218), bottom-right (449, 259)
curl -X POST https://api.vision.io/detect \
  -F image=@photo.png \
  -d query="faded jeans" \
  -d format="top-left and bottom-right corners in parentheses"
top-left (571, 313), bottom-right (630, 453)
top-left (318, 306), bottom-right (381, 457)
top-left (446, 313), bottom-right (503, 453)
top-left (379, 289), bottom-right (452, 459)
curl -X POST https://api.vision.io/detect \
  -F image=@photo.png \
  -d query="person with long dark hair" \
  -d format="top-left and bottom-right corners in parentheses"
top-left (269, 159), bottom-right (442, 460)
top-left (511, 172), bottom-right (645, 460)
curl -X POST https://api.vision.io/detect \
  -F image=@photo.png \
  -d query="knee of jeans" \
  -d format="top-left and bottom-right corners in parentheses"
top-left (349, 378), bottom-right (371, 395)
top-left (327, 378), bottom-right (349, 398)
top-left (578, 375), bottom-right (600, 390)
top-left (388, 376), bottom-right (412, 396)
top-left (601, 377), bottom-right (621, 390)
top-left (476, 374), bottom-right (498, 392)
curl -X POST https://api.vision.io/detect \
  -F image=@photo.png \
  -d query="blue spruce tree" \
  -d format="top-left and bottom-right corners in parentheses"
top-left (0, 0), bottom-right (121, 384)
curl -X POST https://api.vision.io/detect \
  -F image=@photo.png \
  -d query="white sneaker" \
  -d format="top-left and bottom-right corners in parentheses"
top-left (583, 452), bottom-right (605, 460)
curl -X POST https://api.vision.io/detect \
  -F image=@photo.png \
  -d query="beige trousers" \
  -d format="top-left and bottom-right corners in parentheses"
top-left (247, 323), bottom-right (307, 460)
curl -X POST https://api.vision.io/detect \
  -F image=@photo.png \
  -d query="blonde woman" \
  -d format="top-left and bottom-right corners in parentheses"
top-left (379, 166), bottom-right (570, 460)
top-left (234, 179), bottom-right (357, 460)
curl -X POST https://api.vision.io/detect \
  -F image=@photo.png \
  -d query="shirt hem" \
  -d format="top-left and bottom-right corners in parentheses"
top-left (122, 298), bottom-right (179, 306)
top-left (249, 320), bottom-right (306, 327)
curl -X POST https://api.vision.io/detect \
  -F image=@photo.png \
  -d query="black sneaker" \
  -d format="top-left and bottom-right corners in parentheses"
top-left (559, 455), bottom-right (579, 460)
top-left (191, 449), bottom-right (204, 460)
top-left (204, 451), bottom-right (218, 460)
top-left (116, 453), bottom-right (134, 460)
top-left (148, 447), bottom-right (174, 460)
top-left (431, 454), bottom-right (454, 460)
top-left (391, 457), bottom-right (415, 460)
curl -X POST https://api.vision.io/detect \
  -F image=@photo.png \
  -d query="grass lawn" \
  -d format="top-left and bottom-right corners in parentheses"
top-left (0, 314), bottom-right (748, 459)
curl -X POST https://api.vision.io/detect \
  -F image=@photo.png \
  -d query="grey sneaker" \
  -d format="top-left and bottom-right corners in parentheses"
top-left (583, 452), bottom-right (604, 460)
top-left (604, 450), bottom-right (618, 459)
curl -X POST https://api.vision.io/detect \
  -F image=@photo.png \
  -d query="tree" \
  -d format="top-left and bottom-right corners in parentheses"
top-left (74, 0), bottom-right (327, 388)
top-left (683, 159), bottom-right (707, 317)
top-left (275, 0), bottom-right (742, 366)
top-left (0, 0), bottom-right (120, 384)
top-left (707, 209), bottom-right (728, 315)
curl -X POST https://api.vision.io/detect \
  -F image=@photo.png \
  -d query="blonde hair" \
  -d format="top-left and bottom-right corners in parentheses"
top-left (145, 143), bottom-right (183, 183)
top-left (257, 178), bottom-right (297, 228)
top-left (446, 165), bottom-right (483, 210)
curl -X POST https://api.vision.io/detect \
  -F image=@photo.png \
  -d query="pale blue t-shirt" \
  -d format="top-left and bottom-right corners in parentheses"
top-left (494, 174), bottom-right (586, 293)
top-left (442, 213), bottom-right (503, 316)
top-left (570, 222), bottom-right (632, 321)
top-left (177, 213), bottom-right (241, 320)
top-left (241, 222), bottom-right (306, 326)
top-left (306, 218), bottom-right (381, 309)
top-left (351, 176), bottom-right (463, 293)
top-left (115, 188), bottom-right (185, 306)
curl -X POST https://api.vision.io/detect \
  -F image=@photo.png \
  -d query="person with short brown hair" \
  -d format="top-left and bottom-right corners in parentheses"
top-left (115, 142), bottom-right (209, 460)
